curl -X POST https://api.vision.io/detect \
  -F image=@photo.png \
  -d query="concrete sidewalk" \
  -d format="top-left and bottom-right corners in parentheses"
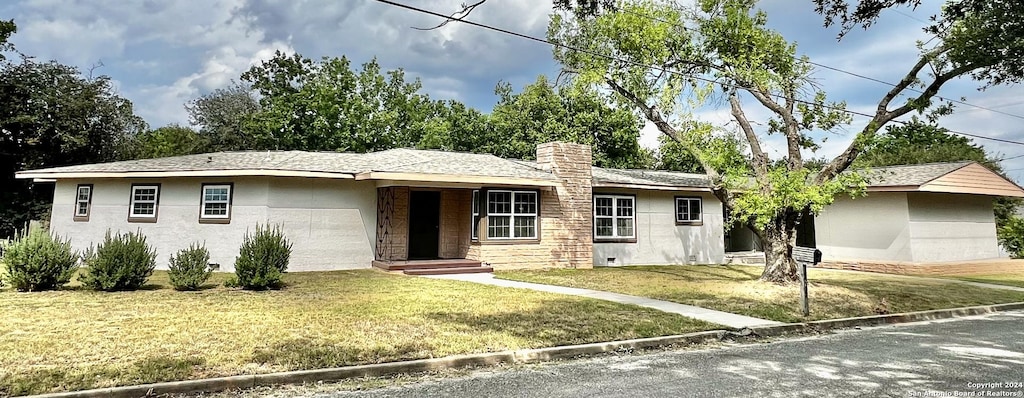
top-left (427, 273), bottom-right (782, 329)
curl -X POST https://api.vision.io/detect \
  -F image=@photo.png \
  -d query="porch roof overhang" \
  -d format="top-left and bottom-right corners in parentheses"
top-left (354, 171), bottom-right (559, 187)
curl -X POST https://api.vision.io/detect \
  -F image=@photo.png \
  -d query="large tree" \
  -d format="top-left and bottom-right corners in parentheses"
top-left (550, 0), bottom-right (1023, 282)
top-left (0, 55), bottom-right (147, 237)
top-left (240, 52), bottom-right (439, 152)
top-left (488, 75), bottom-right (649, 168)
top-left (185, 82), bottom-right (259, 152)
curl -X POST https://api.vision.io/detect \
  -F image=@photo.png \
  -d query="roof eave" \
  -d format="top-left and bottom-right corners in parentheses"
top-left (592, 181), bottom-right (712, 192)
top-left (354, 171), bottom-right (559, 187)
top-left (15, 169), bottom-right (357, 180)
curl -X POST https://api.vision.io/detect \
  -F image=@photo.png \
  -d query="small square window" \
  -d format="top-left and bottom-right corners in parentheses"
top-left (200, 184), bottom-right (233, 223)
top-left (675, 197), bottom-right (703, 224)
top-left (129, 184), bottom-right (160, 222)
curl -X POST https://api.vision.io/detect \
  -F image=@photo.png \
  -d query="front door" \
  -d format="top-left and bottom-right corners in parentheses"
top-left (408, 191), bottom-right (441, 259)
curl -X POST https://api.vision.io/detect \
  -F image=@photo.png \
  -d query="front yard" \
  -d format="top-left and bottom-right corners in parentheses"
top-left (0, 270), bottom-right (715, 396)
top-left (497, 265), bottom-right (1024, 323)
top-left (950, 272), bottom-right (1024, 288)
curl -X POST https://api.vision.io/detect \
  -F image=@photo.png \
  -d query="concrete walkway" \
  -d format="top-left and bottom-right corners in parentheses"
top-left (427, 273), bottom-right (782, 329)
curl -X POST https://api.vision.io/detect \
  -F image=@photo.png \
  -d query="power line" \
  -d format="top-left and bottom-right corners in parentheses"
top-left (615, 7), bottom-right (1024, 122)
top-left (373, 0), bottom-right (1024, 147)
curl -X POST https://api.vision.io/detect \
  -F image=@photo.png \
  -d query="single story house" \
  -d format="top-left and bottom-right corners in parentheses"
top-left (15, 142), bottom-right (1024, 272)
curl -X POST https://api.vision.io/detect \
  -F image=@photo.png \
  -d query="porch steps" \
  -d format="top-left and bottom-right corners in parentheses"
top-left (372, 259), bottom-right (493, 275)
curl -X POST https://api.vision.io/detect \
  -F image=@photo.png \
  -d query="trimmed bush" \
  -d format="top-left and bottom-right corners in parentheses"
top-left (168, 243), bottom-right (212, 291)
top-left (999, 216), bottom-right (1024, 259)
top-left (80, 230), bottom-right (157, 291)
top-left (234, 223), bottom-right (292, 290)
top-left (1, 229), bottom-right (78, 291)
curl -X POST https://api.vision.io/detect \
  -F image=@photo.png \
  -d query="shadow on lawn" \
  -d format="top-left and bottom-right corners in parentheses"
top-left (250, 339), bottom-right (433, 370)
top-left (2, 356), bottom-right (205, 396)
top-left (605, 265), bottom-right (761, 283)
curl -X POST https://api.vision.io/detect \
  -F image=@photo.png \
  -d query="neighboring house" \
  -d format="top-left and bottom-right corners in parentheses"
top-left (813, 162), bottom-right (1024, 263)
top-left (15, 143), bottom-right (1024, 271)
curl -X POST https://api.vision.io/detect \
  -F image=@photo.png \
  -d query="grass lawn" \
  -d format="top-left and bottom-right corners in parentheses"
top-left (0, 270), bottom-right (716, 396)
top-left (497, 265), bottom-right (1024, 324)
top-left (949, 271), bottom-right (1024, 288)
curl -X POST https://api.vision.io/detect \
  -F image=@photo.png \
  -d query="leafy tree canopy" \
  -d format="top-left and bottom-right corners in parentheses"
top-left (488, 75), bottom-right (650, 168)
top-left (240, 52), bottom-right (438, 153)
top-left (128, 124), bottom-right (209, 159)
top-left (1, 54), bottom-right (146, 237)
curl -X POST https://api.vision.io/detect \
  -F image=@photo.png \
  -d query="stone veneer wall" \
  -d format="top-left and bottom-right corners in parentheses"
top-left (375, 186), bottom-right (409, 261)
top-left (469, 142), bottom-right (594, 269)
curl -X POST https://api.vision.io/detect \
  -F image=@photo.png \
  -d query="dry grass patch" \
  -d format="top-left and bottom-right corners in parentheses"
top-left (497, 265), bottom-right (1024, 324)
top-left (0, 270), bottom-right (715, 396)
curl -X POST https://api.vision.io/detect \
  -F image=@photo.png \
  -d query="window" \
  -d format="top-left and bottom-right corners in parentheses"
top-left (473, 189), bottom-right (538, 240)
top-left (129, 184), bottom-right (160, 222)
top-left (594, 195), bottom-right (635, 240)
top-left (201, 184), bottom-right (232, 222)
top-left (675, 197), bottom-right (703, 224)
top-left (471, 190), bottom-right (480, 239)
top-left (74, 184), bottom-right (93, 221)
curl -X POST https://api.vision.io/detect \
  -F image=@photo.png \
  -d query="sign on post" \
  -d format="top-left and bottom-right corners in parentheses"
top-left (792, 246), bottom-right (822, 317)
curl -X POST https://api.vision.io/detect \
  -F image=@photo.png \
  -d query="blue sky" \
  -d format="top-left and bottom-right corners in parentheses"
top-left (3, 0), bottom-right (1023, 179)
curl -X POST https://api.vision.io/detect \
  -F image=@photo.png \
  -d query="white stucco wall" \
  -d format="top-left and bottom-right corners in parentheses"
top-left (49, 177), bottom-right (377, 272)
top-left (593, 190), bottom-right (725, 266)
top-left (906, 192), bottom-right (998, 262)
top-left (266, 178), bottom-right (377, 271)
top-left (814, 192), bottom-right (913, 262)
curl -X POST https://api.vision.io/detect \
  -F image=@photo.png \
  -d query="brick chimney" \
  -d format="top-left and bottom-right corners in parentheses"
top-left (536, 142), bottom-right (593, 269)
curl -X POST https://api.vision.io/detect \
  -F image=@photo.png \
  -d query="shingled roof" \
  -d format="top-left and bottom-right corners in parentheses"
top-left (16, 149), bottom-right (558, 185)
top-left (591, 167), bottom-right (710, 189)
top-left (858, 161), bottom-right (973, 187)
top-left (16, 149), bottom-right (1024, 197)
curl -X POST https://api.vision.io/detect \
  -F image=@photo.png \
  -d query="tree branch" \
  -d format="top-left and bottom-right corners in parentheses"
top-left (605, 77), bottom-right (732, 207)
top-left (744, 85), bottom-right (802, 169)
top-left (729, 93), bottom-right (768, 178)
top-left (816, 54), bottom-right (975, 184)
top-left (412, 0), bottom-right (487, 30)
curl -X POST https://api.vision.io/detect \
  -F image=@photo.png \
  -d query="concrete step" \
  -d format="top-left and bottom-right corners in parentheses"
top-left (373, 259), bottom-right (483, 271)
top-left (403, 266), bottom-right (494, 276)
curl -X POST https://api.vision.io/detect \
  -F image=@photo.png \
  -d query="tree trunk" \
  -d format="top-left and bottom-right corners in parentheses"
top-left (758, 210), bottom-right (801, 283)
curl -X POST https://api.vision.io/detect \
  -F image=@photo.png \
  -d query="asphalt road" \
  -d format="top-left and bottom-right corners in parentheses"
top-left (321, 311), bottom-right (1024, 398)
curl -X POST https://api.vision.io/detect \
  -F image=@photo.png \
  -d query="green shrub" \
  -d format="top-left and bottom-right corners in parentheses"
top-left (168, 243), bottom-right (212, 291)
top-left (999, 216), bottom-right (1024, 259)
top-left (234, 223), bottom-right (292, 290)
top-left (80, 230), bottom-right (157, 291)
top-left (1, 229), bottom-right (78, 291)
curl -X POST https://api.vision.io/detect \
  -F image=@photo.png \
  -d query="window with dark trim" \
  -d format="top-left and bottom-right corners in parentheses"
top-left (200, 183), bottom-right (233, 223)
top-left (594, 194), bottom-right (635, 240)
top-left (74, 184), bottom-right (93, 221)
top-left (675, 196), bottom-right (703, 225)
top-left (128, 184), bottom-right (160, 222)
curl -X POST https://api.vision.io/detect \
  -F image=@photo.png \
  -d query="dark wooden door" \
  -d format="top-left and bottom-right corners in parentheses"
top-left (408, 191), bottom-right (441, 259)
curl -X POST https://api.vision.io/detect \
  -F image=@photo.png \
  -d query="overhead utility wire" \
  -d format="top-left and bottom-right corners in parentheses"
top-left (616, 8), bottom-right (1024, 122)
top-left (373, 0), bottom-right (1024, 147)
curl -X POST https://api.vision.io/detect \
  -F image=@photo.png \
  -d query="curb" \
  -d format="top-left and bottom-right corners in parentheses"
top-left (749, 301), bottom-right (1024, 337)
top-left (29, 302), bottom-right (1024, 398)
